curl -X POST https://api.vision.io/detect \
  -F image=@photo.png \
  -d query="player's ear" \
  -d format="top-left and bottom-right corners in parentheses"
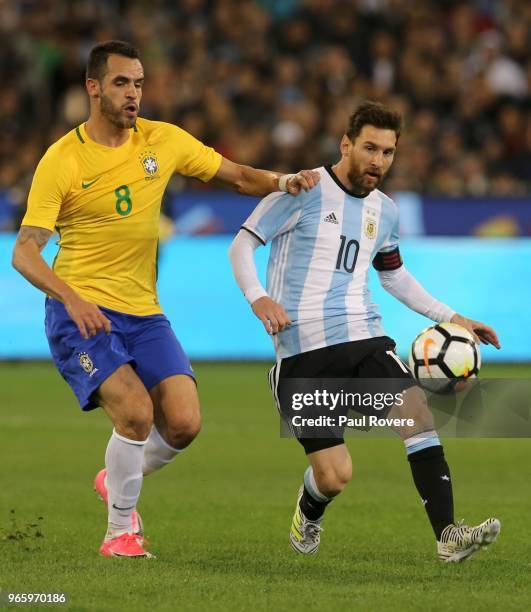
top-left (340, 134), bottom-right (351, 157)
top-left (86, 78), bottom-right (100, 98)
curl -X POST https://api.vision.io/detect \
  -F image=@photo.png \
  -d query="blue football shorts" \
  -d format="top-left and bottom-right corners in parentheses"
top-left (44, 298), bottom-right (195, 411)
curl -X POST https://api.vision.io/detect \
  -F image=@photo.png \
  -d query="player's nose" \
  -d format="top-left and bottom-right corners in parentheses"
top-left (371, 153), bottom-right (384, 168)
top-left (126, 85), bottom-right (138, 99)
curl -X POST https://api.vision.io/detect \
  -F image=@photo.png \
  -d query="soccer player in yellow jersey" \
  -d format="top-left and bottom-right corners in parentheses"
top-left (12, 40), bottom-right (319, 558)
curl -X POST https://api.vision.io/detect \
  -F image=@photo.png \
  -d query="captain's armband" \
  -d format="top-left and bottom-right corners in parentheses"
top-left (372, 247), bottom-right (403, 271)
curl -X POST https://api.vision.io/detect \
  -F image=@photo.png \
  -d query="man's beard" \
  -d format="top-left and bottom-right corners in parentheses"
top-left (347, 165), bottom-right (382, 196)
top-left (100, 93), bottom-right (135, 129)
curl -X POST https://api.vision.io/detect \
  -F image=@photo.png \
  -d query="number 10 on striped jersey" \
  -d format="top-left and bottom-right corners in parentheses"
top-left (336, 235), bottom-right (360, 273)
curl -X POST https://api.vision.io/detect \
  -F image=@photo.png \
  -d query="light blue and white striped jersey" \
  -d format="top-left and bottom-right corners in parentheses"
top-left (242, 166), bottom-right (401, 359)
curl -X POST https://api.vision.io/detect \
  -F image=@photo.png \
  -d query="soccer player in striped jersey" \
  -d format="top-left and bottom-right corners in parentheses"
top-left (11, 40), bottom-right (319, 559)
top-left (229, 102), bottom-right (501, 562)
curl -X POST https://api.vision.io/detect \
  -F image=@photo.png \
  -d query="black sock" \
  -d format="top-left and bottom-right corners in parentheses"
top-left (299, 486), bottom-right (331, 521)
top-left (408, 445), bottom-right (454, 539)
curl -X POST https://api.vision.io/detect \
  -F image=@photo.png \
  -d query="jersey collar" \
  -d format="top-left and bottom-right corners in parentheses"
top-left (77, 122), bottom-right (137, 149)
top-left (325, 164), bottom-right (370, 199)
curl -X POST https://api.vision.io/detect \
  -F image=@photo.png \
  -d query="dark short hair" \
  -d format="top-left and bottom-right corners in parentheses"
top-left (86, 40), bottom-right (141, 81)
top-left (346, 102), bottom-right (402, 143)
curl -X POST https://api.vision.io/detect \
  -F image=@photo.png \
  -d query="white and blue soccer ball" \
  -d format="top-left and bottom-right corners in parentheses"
top-left (409, 322), bottom-right (481, 393)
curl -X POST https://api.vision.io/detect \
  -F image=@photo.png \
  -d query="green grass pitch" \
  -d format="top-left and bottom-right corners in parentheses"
top-left (1, 363), bottom-right (531, 611)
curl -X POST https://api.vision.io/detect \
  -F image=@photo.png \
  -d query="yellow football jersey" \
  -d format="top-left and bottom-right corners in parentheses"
top-left (22, 118), bottom-right (222, 315)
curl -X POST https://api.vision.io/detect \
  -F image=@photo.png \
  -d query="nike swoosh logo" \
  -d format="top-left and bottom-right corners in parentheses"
top-left (112, 503), bottom-right (135, 511)
top-left (423, 338), bottom-right (435, 375)
top-left (81, 177), bottom-right (101, 189)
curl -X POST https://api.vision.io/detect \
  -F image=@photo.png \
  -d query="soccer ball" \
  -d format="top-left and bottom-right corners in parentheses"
top-left (408, 323), bottom-right (481, 393)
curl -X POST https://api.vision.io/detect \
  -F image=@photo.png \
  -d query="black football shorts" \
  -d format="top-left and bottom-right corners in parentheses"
top-left (268, 336), bottom-right (415, 455)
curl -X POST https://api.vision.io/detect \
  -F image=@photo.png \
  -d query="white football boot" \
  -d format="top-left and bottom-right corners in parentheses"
top-left (290, 487), bottom-right (323, 555)
top-left (437, 517), bottom-right (501, 562)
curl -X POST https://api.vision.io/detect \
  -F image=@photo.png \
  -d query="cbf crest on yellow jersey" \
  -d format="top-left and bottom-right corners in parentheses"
top-left (22, 119), bottom-right (222, 315)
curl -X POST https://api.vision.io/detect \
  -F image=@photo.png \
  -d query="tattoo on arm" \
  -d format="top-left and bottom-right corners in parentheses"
top-left (16, 226), bottom-right (53, 251)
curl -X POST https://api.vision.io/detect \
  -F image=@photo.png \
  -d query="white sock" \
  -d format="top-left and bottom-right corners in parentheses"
top-left (105, 429), bottom-right (147, 539)
top-left (142, 425), bottom-right (183, 476)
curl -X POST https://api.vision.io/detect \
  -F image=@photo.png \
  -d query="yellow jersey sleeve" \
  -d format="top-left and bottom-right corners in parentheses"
top-left (168, 124), bottom-right (222, 182)
top-left (22, 143), bottom-right (74, 231)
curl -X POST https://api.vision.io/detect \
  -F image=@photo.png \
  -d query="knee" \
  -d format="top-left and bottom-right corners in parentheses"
top-left (313, 460), bottom-right (352, 498)
top-left (164, 412), bottom-right (202, 449)
top-left (118, 394), bottom-right (154, 441)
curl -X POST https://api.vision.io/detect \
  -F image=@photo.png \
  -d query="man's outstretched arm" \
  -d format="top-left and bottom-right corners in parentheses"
top-left (376, 262), bottom-right (500, 348)
top-left (213, 157), bottom-right (320, 197)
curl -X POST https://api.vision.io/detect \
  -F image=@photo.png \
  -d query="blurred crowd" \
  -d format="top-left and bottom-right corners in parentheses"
top-left (0, 0), bottom-right (530, 230)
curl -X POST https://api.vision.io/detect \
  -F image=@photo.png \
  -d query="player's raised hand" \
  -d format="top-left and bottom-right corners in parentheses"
top-left (284, 170), bottom-right (320, 195)
top-left (251, 296), bottom-right (291, 335)
top-left (451, 313), bottom-right (501, 349)
top-left (64, 294), bottom-right (112, 339)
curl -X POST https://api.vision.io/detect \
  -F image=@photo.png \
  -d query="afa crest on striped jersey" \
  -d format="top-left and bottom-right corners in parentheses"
top-left (364, 218), bottom-right (377, 239)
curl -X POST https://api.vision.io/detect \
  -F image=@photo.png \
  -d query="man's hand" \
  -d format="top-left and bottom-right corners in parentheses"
top-left (284, 170), bottom-right (321, 195)
top-left (451, 313), bottom-right (501, 349)
top-left (64, 294), bottom-right (112, 340)
top-left (251, 296), bottom-right (291, 335)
